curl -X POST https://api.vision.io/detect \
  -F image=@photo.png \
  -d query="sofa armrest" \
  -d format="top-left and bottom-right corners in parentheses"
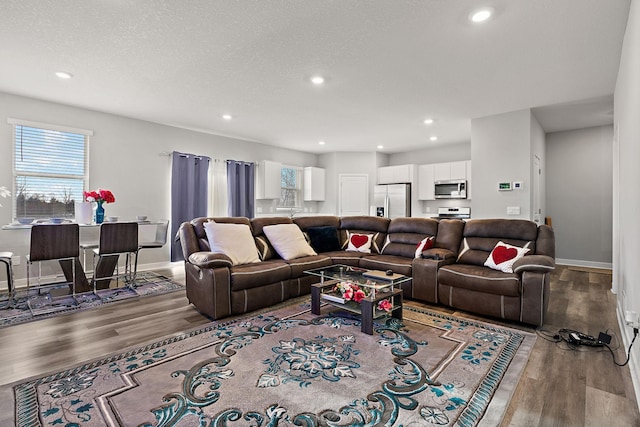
top-left (513, 255), bottom-right (555, 274)
top-left (421, 248), bottom-right (456, 261)
top-left (188, 251), bottom-right (233, 269)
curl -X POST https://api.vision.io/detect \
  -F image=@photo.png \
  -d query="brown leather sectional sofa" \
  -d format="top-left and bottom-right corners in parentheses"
top-left (178, 215), bottom-right (555, 326)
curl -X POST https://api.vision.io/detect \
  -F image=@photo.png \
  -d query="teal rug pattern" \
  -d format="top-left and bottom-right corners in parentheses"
top-left (11, 302), bottom-right (535, 426)
top-left (0, 272), bottom-right (183, 328)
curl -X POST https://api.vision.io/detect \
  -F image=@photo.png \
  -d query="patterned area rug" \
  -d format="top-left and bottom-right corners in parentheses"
top-left (0, 272), bottom-right (183, 328)
top-left (10, 301), bottom-right (535, 427)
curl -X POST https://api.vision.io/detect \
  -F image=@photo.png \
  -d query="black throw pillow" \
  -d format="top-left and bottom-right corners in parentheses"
top-left (306, 226), bottom-right (341, 253)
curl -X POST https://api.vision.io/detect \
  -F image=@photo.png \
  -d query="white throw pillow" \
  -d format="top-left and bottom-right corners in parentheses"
top-left (203, 221), bottom-right (261, 266)
top-left (263, 224), bottom-right (317, 260)
top-left (484, 241), bottom-right (530, 273)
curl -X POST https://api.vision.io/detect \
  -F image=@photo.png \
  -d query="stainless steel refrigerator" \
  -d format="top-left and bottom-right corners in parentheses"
top-left (373, 184), bottom-right (411, 218)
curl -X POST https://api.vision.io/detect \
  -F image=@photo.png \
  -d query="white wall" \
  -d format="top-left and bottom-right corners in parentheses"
top-left (0, 91), bottom-right (317, 279)
top-left (389, 141), bottom-right (471, 165)
top-left (546, 126), bottom-right (613, 266)
top-left (470, 109), bottom-right (534, 219)
top-left (614, 0), bottom-right (640, 402)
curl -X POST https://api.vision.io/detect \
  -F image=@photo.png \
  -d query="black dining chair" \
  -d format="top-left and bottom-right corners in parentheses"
top-left (92, 222), bottom-right (139, 291)
top-left (26, 223), bottom-right (80, 296)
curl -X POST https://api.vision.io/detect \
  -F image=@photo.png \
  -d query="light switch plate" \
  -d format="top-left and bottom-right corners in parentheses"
top-left (507, 206), bottom-right (521, 215)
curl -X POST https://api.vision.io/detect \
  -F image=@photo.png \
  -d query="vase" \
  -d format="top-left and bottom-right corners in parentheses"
top-left (74, 201), bottom-right (93, 225)
top-left (95, 201), bottom-right (105, 224)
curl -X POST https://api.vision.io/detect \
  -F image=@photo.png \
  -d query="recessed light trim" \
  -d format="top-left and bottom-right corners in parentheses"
top-left (469, 7), bottom-right (494, 23)
top-left (424, 118), bottom-right (434, 125)
top-left (377, 145), bottom-right (384, 150)
top-left (55, 71), bottom-right (73, 79)
top-left (222, 114), bottom-right (233, 120)
top-left (430, 136), bottom-right (438, 141)
top-left (310, 75), bottom-right (325, 85)
top-left (318, 140), bottom-right (326, 145)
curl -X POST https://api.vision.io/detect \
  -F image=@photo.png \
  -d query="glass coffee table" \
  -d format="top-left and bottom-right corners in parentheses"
top-left (305, 264), bottom-right (409, 335)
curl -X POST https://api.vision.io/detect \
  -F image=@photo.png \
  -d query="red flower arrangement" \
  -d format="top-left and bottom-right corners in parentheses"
top-left (83, 189), bottom-right (116, 204)
top-left (333, 281), bottom-right (394, 313)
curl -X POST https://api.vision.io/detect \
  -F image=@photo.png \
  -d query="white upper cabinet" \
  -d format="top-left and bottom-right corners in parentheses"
top-left (417, 164), bottom-right (435, 200)
top-left (377, 164), bottom-right (415, 184)
top-left (303, 167), bottom-right (325, 201)
top-left (256, 160), bottom-right (281, 199)
top-left (434, 161), bottom-right (467, 181)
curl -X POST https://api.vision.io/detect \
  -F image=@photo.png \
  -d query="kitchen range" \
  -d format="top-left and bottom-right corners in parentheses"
top-left (436, 207), bottom-right (471, 220)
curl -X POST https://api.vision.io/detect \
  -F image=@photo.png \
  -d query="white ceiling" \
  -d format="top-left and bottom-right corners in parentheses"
top-left (0, 1), bottom-right (630, 153)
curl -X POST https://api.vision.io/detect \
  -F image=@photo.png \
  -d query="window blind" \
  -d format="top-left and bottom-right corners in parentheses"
top-left (11, 122), bottom-right (90, 218)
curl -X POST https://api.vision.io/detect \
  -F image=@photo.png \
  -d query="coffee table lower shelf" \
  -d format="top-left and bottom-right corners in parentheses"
top-left (310, 281), bottom-right (403, 335)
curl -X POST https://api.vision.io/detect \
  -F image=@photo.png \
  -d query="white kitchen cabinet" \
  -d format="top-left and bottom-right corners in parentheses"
top-left (417, 164), bottom-right (435, 200)
top-left (256, 160), bottom-right (281, 199)
top-left (303, 167), bottom-right (325, 201)
top-left (377, 164), bottom-right (415, 184)
top-left (434, 161), bottom-right (467, 181)
top-left (450, 161), bottom-right (467, 180)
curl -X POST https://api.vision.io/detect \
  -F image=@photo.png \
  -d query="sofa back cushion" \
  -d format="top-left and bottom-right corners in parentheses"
top-left (381, 217), bottom-right (439, 258)
top-left (339, 216), bottom-right (390, 254)
top-left (457, 219), bottom-right (538, 267)
top-left (293, 216), bottom-right (342, 253)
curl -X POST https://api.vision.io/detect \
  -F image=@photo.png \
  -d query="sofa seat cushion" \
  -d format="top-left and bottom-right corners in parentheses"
top-left (359, 255), bottom-right (413, 276)
top-left (324, 251), bottom-right (364, 267)
top-left (438, 264), bottom-right (521, 297)
top-left (230, 260), bottom-right (291, 291)
top-left (286, 255), bottom-right (332, 277)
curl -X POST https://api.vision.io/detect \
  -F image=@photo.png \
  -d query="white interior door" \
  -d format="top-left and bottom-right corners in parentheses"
top-left (339, 174), bottom-right (369, 216)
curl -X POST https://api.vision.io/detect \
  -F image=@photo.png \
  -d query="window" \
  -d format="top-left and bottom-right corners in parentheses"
top-left (8, 118), bottom-right (91, 219)
top-left (279, 165), bottom-right (302, 208)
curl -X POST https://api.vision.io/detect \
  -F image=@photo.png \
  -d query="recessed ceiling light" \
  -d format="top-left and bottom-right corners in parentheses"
top-left (222, 114), bottom-right (233, 120)
top-left (377, 145), bottom-right (384, 150)
top-left (55, 71), bottom-right (73, 79)
top-left (424, 118), bottom-right (434, 125)
top-left (430, 136), bottom-right (438, 141)
top-left (469, 7), bottom-right (494, 23)
top-left (310, 75), bottom-right (325, 85)
top-left (318, 140), bottom-right (326, 145)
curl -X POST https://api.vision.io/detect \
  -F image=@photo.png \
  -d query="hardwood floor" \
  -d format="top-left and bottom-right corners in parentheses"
top-left (0, 264), bottom-right (638, 426)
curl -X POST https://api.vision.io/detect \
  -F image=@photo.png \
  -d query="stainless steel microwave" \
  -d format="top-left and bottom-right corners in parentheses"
top-left (434, 179), bottom-right (467, 199)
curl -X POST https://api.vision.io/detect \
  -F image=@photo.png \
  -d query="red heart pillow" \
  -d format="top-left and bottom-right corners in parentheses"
top-left (346, 232), bottom-right (373, 253)
top-left (484, 241), bottom-right (530, 273)
top-left (351, 234), bottom-right (369, 248)
top-left (415, 236), bottom-right (435, 258)
top-left (491, 245), bottom-right (518, 264)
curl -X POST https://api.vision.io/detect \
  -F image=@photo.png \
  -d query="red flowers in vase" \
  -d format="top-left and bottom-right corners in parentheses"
top-left (333, 281), bottom-right (393, 313)
top-left (83, 189), bottom-right (115, 204)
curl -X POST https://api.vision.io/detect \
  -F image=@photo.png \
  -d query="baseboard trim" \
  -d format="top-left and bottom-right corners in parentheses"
top-left (616, 303), bottom-right (640, 414)
top-left (555, 258), bottom-right (612, 270)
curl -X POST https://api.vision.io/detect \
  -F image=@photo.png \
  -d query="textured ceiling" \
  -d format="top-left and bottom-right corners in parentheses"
top-left (0, 0), bottom-right (630, 153)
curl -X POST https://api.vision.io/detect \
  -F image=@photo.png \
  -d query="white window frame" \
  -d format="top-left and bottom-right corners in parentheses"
top-left (8, 118), bottom-right (92, 220)
top-left (278, 165), bottom-right (303, 210)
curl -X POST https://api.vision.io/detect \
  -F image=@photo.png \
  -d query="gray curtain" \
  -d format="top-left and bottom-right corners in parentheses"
top-left (226, 160), bottom-right (255, 218)
top-left (171, 151), bottom-right (210, 261)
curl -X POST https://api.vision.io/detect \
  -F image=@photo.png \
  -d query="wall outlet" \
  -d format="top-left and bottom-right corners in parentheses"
top-left (625, 310), bottom-right (639, 328)
top-left (11, 255), bottom-right (20, 266)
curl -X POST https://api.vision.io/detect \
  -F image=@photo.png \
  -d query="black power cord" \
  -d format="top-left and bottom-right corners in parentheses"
top-left (604, 327), bottom-right (639, 367)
